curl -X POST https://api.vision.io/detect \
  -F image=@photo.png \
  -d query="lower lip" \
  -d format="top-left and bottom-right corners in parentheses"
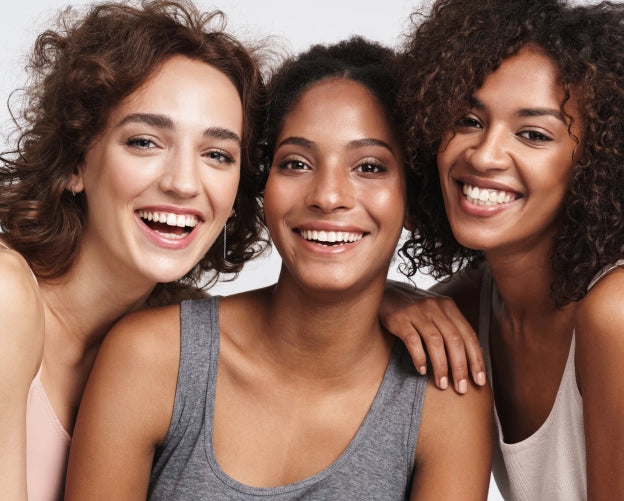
top-left (136, 213), bottom-right (201, 250)
top-left (454, 184), bottom-right (519, 217)
top-left (296, 232), bottom-right (364, 255)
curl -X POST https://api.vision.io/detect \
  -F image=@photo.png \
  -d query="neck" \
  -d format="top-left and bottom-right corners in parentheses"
top-left (485, 239), bottom-right (573, 331)
top-left (256, 270), bottom-right (393, 380)
top-left (41, 252), bottom-right (155, 363)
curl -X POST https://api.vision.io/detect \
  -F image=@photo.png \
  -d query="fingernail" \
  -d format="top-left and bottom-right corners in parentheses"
top-left (477, 371), bottom-right (486, 386)
top-left (418, 366), bottom-right (427, 375)
top-left (458, 379), bottom-right (467, 394)
top-left (439, 376), bottom-right (448, 390)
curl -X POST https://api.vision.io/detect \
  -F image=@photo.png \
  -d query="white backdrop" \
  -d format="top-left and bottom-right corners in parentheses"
top-left (0, 1), bottom-right (501, 498)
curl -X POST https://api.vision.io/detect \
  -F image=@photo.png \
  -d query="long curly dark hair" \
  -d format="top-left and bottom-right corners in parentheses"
top-left (399, 0), bottom-right (624, 305)
top-left (0, 0), bottom-right (268, 295)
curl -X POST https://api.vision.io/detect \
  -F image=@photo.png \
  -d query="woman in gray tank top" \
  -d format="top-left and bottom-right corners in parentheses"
top-left (66, 37), bottom-right (492, 500)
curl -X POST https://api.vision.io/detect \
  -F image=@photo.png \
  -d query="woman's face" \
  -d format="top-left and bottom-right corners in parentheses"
top-left (437, 46), bottom-right (582, 259)
top-left (264, 78), bottom-right (406, 295)
top-left (78, 55), bottom-right (242, 284)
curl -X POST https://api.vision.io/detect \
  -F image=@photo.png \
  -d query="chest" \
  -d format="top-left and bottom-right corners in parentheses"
top-left (489, 322), bottom-right (573, 443)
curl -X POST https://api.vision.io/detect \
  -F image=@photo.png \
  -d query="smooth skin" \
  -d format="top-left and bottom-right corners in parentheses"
top-left (0, 55), bottom-right (242, 501)
top-left (66, 78), bottom-right (491, 500)
top-left (384, 46), bottom-right (624, 499)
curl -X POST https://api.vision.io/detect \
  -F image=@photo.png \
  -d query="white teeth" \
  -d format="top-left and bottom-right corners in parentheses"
top-left (299, 229), bottom-right (363, 244)
top-left (137, 210), bottom-right (199, 228)
top-left (462, 183), bottom-right (517, 206)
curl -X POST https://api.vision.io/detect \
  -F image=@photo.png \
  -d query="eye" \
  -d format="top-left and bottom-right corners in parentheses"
top-left (278, 159), bottom-right (310, 171)
top-left (126, 137), bottom-right (157, 149)
top-left (355, 161), bottom-right (386, 174)
top-left (455, 115), bottom-right (482, 130)
top-left (205, 149), bottom-right (235, 164)
top-left (518, 130), bottom-right (553, 142)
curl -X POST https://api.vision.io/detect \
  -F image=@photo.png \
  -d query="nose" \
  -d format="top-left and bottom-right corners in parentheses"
top-left (158, 147), bottom-right (201, 198)
top-left (304, 162), bottom-right (354, 213)
top-left (464, 126), bottom-right (512, 173)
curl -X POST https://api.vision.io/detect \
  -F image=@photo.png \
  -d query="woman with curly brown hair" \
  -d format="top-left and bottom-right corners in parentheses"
top-left (382, 0), bottom-right (624, 499)
top-left (0, 1), bottom-right (266, 499)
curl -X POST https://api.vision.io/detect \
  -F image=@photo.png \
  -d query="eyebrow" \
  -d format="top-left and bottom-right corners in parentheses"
top-left (347, 138), bottom-right (396, 156)
top-left (118, 113), bottom-right (241, 145)
top-left (472, 98), bottom-right (565, 123)
top-left (275, 136), bottom-right (397, 156)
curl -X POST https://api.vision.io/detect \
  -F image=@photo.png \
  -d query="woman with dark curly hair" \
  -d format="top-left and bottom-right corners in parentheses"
top-left (0, 1), bottom-right (266, 499)
top-left (65, 36), bottom-right (492, 500)
top-left (382, 0), bottom-right (624, 498)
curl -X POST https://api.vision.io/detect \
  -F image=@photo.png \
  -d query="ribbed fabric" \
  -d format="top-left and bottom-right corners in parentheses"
top-left (148, 297), bottom-right (427, 500)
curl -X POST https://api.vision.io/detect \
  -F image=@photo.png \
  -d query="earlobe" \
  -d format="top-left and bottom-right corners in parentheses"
top-left (66, 170), bottom-right (85, 196)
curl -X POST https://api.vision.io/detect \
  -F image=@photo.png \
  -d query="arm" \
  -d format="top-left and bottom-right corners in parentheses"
top-left (0, 250), bottom-right (44, 501)
top-left (574, 268), bottom-right (624, 500)
top-left (380, 266), bottom-right (485, 394)
top-left (410, 377), bottom-right (492, 500)
top-left (65, 305), bottom-right (180, 500)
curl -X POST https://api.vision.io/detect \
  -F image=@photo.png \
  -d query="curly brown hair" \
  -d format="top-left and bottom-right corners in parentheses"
top-left (0, 0), bottom-right (268, 292)
top-left (399, 0), bottom-right (624, 305)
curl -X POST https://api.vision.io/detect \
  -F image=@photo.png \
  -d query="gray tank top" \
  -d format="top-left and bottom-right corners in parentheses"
top-left (148, 297), bottom-right (427, 500)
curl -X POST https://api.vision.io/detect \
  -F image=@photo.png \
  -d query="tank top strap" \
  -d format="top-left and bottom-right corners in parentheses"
top-left (587, 259), bottom-right (624, 291)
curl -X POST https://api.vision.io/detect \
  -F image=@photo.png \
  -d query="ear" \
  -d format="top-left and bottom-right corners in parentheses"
top-left (66, 168), bottom-right (85, 196)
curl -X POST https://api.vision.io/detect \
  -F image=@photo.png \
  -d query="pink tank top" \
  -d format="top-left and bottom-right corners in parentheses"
top-left (26, 366), bottom-right (71, 501)
top-left (1, 240), bottom-right (71, 500)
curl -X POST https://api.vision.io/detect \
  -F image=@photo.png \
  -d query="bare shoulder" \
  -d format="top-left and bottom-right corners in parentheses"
top-left (411, 377), bottom-right (492, 500)
top-left (98, 303), bottom-right (182, 374)
top-left (0, 245), bottom-right (44, 380)
top-left (576, 267), bottom-right (624, 335)
top-left (574, 266), bottom-right (624, 377)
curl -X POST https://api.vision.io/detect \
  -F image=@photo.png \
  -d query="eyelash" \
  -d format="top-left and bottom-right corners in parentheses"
top-left (278, 159), bottom-right (309, 171)
top-left (126, 137), bottom-right (157, 149)
top-left (205, 150), bottom-right (235, 164)
top-left (518, 130), bottom-right (553, 142)
top-left (355, 161), bottom-right (386, 174)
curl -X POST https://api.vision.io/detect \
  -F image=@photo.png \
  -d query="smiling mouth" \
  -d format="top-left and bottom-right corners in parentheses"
top-left (298, 229), bottom-right (364, 247)
top-left (462, 183), bottom-right (520, 206)
top-left (137, 209), bottom-right (199, 240)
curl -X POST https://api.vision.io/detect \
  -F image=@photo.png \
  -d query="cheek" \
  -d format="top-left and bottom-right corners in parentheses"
top-left (263, 175), bottom-right (287, 231)
top-left (205, 168), bottom-right (240, 213)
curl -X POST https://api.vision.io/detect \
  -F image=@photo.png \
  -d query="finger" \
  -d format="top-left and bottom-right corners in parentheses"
top-left (427, 315), bottom-right (469, 393)
top-left (415, 325), bottom-right (449, 390)
top-left (439, 301), bottom-right (486, 386)
top-left (402, 331), bottom-right (428, 376)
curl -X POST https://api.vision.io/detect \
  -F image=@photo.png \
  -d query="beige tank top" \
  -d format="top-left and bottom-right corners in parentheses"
top-left (480, 260), bottom-right (624, 500)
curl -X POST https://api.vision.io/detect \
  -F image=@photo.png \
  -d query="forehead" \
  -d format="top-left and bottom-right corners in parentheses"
top-left (111, 56), bottom-right (243, 125)
top-left (280, 78), bottom-right (397, 141)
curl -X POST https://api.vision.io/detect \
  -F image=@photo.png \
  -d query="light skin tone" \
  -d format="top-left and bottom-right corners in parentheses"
top-left (65, 77), bottom-right (492, 500)
top-left (0, 54), bottom-right (242, 501)
top-left (385, 45), bottom-right (624, 498)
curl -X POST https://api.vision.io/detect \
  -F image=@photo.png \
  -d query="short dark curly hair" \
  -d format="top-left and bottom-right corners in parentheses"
top-left (0, 0), bottom-right (267, 292)
top-left (399, 0), bottom-right (624, 305)
top-left (262, 36), bottom-right (407, 178)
